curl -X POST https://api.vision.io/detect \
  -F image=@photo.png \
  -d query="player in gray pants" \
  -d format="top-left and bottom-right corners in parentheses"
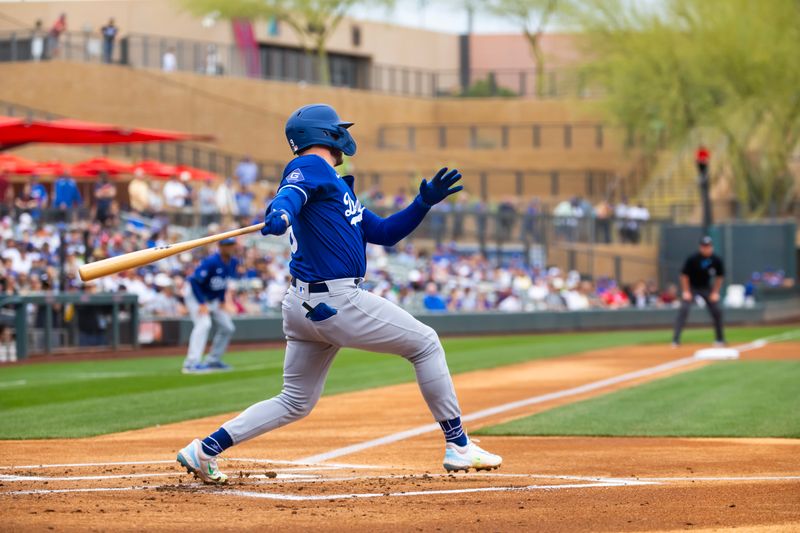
top-left (178, 104), bottom-right (501, 483)
top-left (181, 238), bottom-right (238, 374)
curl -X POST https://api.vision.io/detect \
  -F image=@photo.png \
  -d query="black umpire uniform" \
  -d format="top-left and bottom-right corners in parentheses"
top-left (672, 236), bottom-right (726, 345)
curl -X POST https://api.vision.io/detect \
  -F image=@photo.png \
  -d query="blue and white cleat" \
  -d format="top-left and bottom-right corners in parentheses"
top-left (176, 439), bottom-right (228, 484)
top-left (443, 440), bottom-right (502, 473)
top-left (182, 363), bottom-right (211, 375)
top-left (205, 361), bottom-right (233, 372)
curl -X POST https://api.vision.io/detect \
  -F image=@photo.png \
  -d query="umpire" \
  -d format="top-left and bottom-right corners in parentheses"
top-left (672, 236), bottom-right (726, 346)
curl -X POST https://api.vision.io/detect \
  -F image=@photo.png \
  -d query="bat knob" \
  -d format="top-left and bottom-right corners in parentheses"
top-left (281, 213), bottom-right (289, 226)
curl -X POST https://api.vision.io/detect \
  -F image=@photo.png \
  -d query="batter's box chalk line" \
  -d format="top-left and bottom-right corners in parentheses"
top-left (3, 471), bottom-right (799, 500)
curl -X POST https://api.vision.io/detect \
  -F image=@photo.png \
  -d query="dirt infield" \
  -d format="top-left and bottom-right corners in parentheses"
top-left (2, 341), bottom-right (799, 532)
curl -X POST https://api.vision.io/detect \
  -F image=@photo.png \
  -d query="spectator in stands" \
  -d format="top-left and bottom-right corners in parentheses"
top-left (615, 195), bottom-right (631, 243)
top-left (146, 181), bottom-right (164, 214)
top-left (128, 174), bottom-right (150, 214)
top-left (93, 173), bottom-right (116, 226)
top-left (198, 178), bottom-right (219, 225)
top-left (215, 178), bottom-right (237, 219)
top-left (519, 198), bottom-right (540, 244)
top-left (429, 202), bottom-right (449, 248)
top-left (47, 13), bottom-right (67, 58)
top-left (495, 198), bottom-right (517, 250)
top-left (628, 202), bottom-right (650, 244)
top-left (163, 175), bottom-right (189, 211)
top-left (100, 18), bottom-right (118, 64)
top-left (422, 282), bottom-right (447, 312)
top-left (234, 185), bottom-right (254, 219)
top-left (235, 156), bottom-right (258, 188)
top-left (0, 171), bottom-right (10, 217)
top-left (451, 193), bottom-right (468, 241)
top-left (15, 179), bottom-right (46, 221)
top-left (31, 19), bottom-right (45, 61)
top-left (145, 274), bottom-right (184, 316)
top-left (162, 47), bottom-right (177, 72)
top-left (601, 285), bottom-right (630, 309)
top-left (553, 198), bottom-right (580, 242)
top-left (594, 199), bottom-right (613, 244)
top-left (53, 173), bottom-right (82, 222)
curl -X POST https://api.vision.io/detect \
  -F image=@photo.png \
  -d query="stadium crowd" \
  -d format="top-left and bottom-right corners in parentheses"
top-left (0, 212), bottom-right (684, 320)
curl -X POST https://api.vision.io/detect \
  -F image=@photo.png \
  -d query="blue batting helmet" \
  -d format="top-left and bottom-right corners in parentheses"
top-left (285, 104), bottom-right (357, 157)
top-left (219, 238), bottom-right (236, 246)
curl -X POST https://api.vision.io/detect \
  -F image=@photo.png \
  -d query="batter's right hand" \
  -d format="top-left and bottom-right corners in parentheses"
top-left (682, 291), bottom-right (693, 302)
top-left (198, 303), bottom-right (209, 315)
top-left (261, 209), bottom-right (291, 236)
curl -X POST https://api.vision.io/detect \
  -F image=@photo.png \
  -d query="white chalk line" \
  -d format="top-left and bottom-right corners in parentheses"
top-left (0, 472), bottom-right (320, 483)
top-left (3, 472), bottom-right (798, 499)
top-left (0, 457), bottom-right (381, 471)
top-left (298, 333), bottom-right (787, 464)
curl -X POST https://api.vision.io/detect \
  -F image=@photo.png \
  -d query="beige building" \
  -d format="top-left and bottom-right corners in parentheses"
top-left (0, 0), bottom-right (582, 97)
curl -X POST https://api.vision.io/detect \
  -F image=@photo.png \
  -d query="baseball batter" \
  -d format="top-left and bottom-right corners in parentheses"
top-left (178, 104), bottom-right (501, 483)
top-left (181, 238), bottom-right (238, 374)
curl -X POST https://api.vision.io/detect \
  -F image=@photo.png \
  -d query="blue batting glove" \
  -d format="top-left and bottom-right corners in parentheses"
top-left (261, 209), bottom-right (291, 236)
top-left (418, 167), bottom-right (463, 207)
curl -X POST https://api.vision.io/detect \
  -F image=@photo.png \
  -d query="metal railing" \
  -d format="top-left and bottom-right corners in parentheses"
top-left (0, 30), bottom-right (599, 99)
top-left (353, 168), bottom-right (620, 201)
top-left (0, 293), bottom-right (139, 360)
top-left (377, 122), bottom-right (620, 151)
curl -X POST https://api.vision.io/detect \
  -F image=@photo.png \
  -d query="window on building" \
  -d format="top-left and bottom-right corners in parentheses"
top-left (351, 25), bottom-right (361, 47)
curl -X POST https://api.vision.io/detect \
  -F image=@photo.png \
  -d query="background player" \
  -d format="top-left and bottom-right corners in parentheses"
top-left (672, 235), bottom-right (726, 347)
top-left (177, 103), bottom-right (502, 482)
top-left (181, 238), bottom-right (238, 374)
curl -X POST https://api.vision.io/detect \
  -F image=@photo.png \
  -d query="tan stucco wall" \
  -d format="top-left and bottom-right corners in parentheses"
top-left (0, 0), bottom-right (459, 71)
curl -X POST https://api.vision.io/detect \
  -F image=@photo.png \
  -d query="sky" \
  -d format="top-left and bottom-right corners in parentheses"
top-left (350, 0), bottom-right (664, 35)
top-left (350, 0), bottom-right (523, 34)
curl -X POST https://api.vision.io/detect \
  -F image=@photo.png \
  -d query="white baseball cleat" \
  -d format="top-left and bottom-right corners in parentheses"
top-left (176, 439), bottom-right (228, 484)
top-left (443, 440), bottom-right (502, 472)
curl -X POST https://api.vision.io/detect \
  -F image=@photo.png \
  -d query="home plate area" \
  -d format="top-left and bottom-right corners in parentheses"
top-left (0, 457), bottom-right (659, 500)
top-left (4, 457), bottom-right (795, 503)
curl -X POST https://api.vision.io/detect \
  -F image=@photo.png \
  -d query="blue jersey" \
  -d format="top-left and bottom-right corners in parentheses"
top-left (270, 154), bottom-right (432, 283)
top-left (278, 155), bottom-right (369, 282)
top-left (188, 253), bottom-right (239, 303)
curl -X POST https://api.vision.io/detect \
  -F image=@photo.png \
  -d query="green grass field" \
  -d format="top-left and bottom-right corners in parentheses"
top-left (477, 360), bottom-right (800, 438)
top-left (0, 325), bottom-right (794, 439)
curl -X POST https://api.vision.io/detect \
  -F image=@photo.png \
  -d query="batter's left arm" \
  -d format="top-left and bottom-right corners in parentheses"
top-left (362, 167), bottom-right (462, 246)
top-left (362, 197), bottom-right (431, 246)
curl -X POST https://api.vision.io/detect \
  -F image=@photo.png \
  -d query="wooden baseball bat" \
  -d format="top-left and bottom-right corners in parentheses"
top-left (78, 222), bottom-right (266, 282)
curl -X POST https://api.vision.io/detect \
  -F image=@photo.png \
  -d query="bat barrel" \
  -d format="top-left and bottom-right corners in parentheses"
top-left (76, 222), bottom-right (266, 282)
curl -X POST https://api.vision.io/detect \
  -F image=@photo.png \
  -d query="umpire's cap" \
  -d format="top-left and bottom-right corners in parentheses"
top-left (699, 236), bottom-right (713, 246)
top-left (285, 104), bottom-right (357, 157)
top-left (220, 238), bottom-right (236, 246)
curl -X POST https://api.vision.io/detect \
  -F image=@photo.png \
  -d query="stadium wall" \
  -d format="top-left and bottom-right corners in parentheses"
top-left (0, 62), bottom-right (631, 180)
top-left (153, 300), bottom-right (796, 346)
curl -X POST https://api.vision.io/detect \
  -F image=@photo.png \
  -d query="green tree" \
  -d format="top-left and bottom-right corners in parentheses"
top-left (486, 0), bottom-right (570, 98)
top-left (576, 0), bottom-right (800, 216)
top-left (182, 0), bottom-right (392, 85)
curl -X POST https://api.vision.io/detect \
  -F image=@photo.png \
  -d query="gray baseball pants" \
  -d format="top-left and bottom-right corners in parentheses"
top-left (183, 285), bottom-right (236, 365)
top-left (222, 278), bottom-right (461, 444)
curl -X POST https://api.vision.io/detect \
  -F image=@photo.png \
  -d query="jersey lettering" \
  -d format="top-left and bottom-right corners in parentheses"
top-left (343, 192), bottom-right (364, 226)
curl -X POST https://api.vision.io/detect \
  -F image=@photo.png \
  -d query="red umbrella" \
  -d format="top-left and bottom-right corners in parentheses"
top-left (17, 160), bottom-right (72, 176)
top-left (131, 160), bottom-right (179, 179)
top-left (0, 117), bottom-right (214, 150)
top-left (0, 153), bottom-right (36, 173)
top-left (175, 165), bottom-right (221, 181)
top-left (71, 157), bottom-right (133, 178)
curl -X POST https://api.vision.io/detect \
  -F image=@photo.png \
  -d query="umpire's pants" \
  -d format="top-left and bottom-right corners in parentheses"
top-left (672, 287), bottom-right (725, 343)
